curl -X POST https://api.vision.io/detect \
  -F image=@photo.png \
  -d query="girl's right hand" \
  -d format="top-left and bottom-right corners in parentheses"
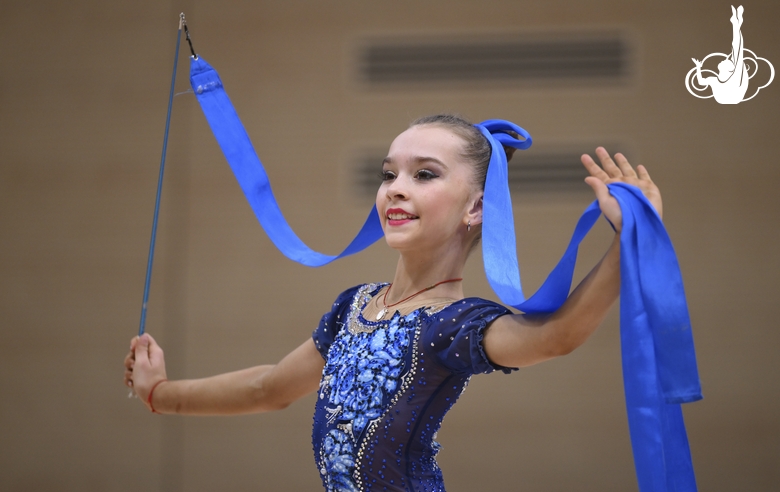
top-left (124, 333), bottom-right (168, 410)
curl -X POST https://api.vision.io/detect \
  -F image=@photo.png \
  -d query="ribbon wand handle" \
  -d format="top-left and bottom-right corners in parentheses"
top-left (138, 13), bottom-right (185, 336)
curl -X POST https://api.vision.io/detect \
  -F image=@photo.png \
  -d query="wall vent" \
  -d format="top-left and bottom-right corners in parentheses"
top-left (507, 147), bottom-right (597, 192)
top-left (352, 145), bottom-right (623, 197)
top-left (358, 33), bottom-right (629, 86)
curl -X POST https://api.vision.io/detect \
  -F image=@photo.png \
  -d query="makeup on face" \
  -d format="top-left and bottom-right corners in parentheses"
top-left (385, 207), bottom-right (419, 227)
top-left (377, 126), bottom-right (479, 252)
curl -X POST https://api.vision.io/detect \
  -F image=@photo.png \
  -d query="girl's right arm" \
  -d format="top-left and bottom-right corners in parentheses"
top-left (124, 334), bottom-right (324, 415)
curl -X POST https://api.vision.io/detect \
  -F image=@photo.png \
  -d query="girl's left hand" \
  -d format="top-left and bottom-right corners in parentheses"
top-left (581, 147), bottom-right (662, 232)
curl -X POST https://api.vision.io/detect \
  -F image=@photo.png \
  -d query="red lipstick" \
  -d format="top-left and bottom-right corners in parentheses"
top-left (386, 208), bottom-right (418, 227)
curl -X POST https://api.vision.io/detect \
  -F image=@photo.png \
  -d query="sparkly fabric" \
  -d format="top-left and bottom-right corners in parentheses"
top-left (312, 284), bottom-right (515, 492)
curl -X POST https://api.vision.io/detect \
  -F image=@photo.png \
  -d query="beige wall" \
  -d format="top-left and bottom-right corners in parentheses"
top-left (1, 1), bottom-right (778, 490)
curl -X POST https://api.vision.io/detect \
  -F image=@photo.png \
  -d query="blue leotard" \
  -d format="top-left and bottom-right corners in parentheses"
top-left (312, 284), bottom-right (514, 492)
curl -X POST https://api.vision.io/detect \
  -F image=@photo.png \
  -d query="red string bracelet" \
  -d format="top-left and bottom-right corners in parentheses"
top-left (147, 379), bottom-right (168, 414)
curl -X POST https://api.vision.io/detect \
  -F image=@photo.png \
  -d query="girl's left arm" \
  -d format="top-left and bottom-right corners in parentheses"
top-left (483, 147), bottom-right (661, 368)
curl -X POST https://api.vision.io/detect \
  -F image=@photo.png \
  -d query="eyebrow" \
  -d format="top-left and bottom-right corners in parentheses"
top-left (382, 156), bottom-right (448, 168)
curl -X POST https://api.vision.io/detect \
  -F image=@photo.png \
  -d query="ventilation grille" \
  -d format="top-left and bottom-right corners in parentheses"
top-left (507, 148), bottom-right (594, 192)
top-left (358, 33), bottom-right (629, 86)
top-left (353, 145), bottom-right (623, 197)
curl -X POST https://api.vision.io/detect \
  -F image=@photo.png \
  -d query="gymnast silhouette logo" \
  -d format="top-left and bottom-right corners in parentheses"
top-left (685, 5), bottom-right (774, 104)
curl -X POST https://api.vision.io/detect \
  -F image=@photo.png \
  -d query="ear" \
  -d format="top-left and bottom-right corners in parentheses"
top-left (465, 194), bottom-right (483, 227)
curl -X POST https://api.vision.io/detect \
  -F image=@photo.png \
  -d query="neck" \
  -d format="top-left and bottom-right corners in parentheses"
top-left (387, 240), bottom-right (469, 304)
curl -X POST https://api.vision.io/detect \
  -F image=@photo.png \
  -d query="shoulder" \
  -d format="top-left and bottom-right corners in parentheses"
top-left (453, 298), bottom-right (517, 341)
top-left (426, 297), bottom-right (512, 329)
top-left (424, 297), bottom-right (515, 375)
top-left (437, 297), bottom-right (511, 317)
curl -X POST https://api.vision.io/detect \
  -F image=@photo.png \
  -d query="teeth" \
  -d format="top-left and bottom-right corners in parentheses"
top-left (388, 213), bottom-right (417, 220)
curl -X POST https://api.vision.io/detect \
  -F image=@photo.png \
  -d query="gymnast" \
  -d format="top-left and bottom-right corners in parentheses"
top-left (692, 5), bottom-right (748, 104)
top-left (124, 113), bottom-right (664, 491)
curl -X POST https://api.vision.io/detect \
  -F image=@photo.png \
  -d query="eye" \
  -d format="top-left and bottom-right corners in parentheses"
top-left (380, 170), bottom-right (397, 181)
top-left (414, 169), bottom-right (438, 180)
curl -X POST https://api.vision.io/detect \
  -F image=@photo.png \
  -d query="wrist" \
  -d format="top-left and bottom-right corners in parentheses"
top-left (147, 379), bottom-right (169, 414)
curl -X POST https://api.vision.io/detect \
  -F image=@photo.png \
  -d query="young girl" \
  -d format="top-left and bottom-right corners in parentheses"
top-left (124, 114), bottom-right (661, 491)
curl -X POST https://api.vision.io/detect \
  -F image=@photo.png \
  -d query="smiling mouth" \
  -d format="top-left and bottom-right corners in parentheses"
top-left (386, 209), bottom-right (419, 226)
top-left (387, 213), bottom-right (418, 220)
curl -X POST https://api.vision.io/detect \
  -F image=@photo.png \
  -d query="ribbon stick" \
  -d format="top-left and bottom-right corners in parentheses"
top-left (137, 14), bottom-right (185, 336)
top-left (187, 49), bottom-right (701, 490)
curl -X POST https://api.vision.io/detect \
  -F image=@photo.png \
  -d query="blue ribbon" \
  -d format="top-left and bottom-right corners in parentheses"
top-left (189, 55), bottom-right (701, 491)
top-left (616, 184), bottom-right (700, 492)
top-left (190, 57), bottom-right (384, 266)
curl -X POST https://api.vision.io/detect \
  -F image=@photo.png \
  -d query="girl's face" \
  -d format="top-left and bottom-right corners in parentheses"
top-left (377, 125), bottom-right (482, 254)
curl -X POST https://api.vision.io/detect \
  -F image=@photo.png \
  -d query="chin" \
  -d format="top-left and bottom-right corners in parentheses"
top-left (383, 234), bottom-right (411, 251)
top-left (383, 228), bottom-right (424, 251)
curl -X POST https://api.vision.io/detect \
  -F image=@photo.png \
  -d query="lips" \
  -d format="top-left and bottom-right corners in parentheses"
top-left (386, 208), bottom-right (418, 225)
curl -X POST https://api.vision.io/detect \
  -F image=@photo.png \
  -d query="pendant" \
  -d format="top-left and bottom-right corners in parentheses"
top-left (376, 308), bottom-right (387, 321)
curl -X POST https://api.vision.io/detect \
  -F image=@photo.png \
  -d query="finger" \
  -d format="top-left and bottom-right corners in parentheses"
top-left (595, 147), bottom-right (622, 179)
top-left (134, 334), bottom-right (152, 368)
top-left (124, 352), bottom-right (135, 370)
top-left (584, 175), bottom-right (611, 202)
top-left (136, 333), bottom-right (165, 369)
top-left (613, 152), bottom-right (637, 178)
top-left (636, 164), bottom-right (652, 181)
top-left (581, 153), bottom-right (610, 181)
top-left (146, 334), bottom-right (165, 368)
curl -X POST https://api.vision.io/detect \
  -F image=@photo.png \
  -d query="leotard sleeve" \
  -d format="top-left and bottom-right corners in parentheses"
top-left (311, 284), bottom-right (363, 359)
top-left (426, 298), bottom-right (517, 375)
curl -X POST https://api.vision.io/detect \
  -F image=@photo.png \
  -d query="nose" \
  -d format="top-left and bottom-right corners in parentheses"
top-left (384, 175), bottom-right (409, 201)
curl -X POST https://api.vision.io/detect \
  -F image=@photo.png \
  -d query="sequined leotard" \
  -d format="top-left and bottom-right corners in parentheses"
top-left (312, 284), bottom-right (515, 492)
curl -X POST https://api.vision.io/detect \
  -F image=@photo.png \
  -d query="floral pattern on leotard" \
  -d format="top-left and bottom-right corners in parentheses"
top-left (321, 316), bottom-right (410, 435)
top-left (312, 284), bottom-right (515, 491)
top-left (317, 286), bottom-right (414, 491)
top-left (322, 428), bottom-right (360, 492)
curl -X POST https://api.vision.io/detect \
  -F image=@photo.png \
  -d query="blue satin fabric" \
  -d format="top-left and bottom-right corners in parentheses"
top-left (190, 57), bottom-right (384, 266)
top-left (615, 184), bottom-right (701, 492)
top-left (189, 55), bottom-right (701, 491)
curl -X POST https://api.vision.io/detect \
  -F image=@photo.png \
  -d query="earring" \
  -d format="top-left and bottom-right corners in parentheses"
top-left (467, 221), bottom-right (471, 232)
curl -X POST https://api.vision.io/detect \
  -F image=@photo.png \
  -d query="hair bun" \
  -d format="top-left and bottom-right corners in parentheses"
top-left (501, 130), bottom-right (520, 162)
